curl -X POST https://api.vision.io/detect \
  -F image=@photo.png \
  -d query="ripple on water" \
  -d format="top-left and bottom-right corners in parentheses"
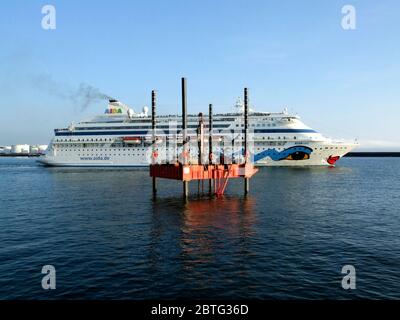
top-left (0, 157), bottom-right (399, 299)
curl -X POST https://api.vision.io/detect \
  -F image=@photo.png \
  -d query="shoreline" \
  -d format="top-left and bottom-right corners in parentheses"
top-left (344, 152), bottom-right (400, 157)
top-left (0, 154), bottom-right (41, 157)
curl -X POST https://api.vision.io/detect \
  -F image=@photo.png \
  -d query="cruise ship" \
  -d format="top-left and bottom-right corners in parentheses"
top-left (38, 99), bottom-right (357, 167)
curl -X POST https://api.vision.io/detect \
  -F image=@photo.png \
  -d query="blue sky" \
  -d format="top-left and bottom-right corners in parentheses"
top-left (0, 0), bottom-right (399, 150)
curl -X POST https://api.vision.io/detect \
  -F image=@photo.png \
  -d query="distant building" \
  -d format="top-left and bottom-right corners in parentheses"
top-left (38, 145), bottom-right (48, 154)
top-left (29, 145), bottom-right (48, 154)
top-left (0, 145), bottom-right (47, 156)
top-left (0, 146), bottom-right (12, 154)
top-left (11, 144), bottom-right (30, 154)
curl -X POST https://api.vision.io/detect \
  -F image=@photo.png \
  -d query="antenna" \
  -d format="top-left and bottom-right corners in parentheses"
top-left (234, 97), bottom-right (244, 112)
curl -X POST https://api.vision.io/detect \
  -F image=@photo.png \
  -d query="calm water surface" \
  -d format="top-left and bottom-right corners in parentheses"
top-left (0, 157), bottom-right (399, 299)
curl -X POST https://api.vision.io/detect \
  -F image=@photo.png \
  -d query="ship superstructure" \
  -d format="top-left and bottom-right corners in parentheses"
top-left (38, 99), bottom-right (357, 167)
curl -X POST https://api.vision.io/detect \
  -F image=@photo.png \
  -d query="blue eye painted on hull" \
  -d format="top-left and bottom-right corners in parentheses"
top-left (254, 146), bottom-right (313, 162)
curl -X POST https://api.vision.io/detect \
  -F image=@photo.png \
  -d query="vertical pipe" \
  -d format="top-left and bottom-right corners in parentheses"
top-left (244, 88), bottom-right (249, 195)
top-left (208, 103), bottom-right (213, 194)
top-left (231, 137), bottom-right (235, 164)
top-left (151, 90), bottom-right (157, 196)
top-left (209, 104), bottom-right (213, 163)
top-left (182, 78), bottom-right (188, 162)
top-left (244, 88), bottom-right (248, 163)
top-left (197, 113), bottom-right (204, 165)
top-left (182, 78), bottom-right (189, 198)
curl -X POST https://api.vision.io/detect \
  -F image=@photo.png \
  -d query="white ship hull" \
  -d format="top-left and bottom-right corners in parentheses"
top-left (38, 99), bottom-right (358, 167)
top-left (38, 141), bottom-right (357, 167)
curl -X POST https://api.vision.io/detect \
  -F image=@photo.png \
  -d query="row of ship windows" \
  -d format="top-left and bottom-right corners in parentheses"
top-left (54, 143), bottom-right (286, 150)
top-left (53, 143), bottom-right (143, 148)
top-left (53, 144), bottom-right (348, 150)
top-left (83, 117), bottom-right (238, 123)
top-left (56, 146), bottom-right (348, 154)
top-left (54, 136), bottom-right (307, 143)
top-left (56, 148), bottom-right (147, 152)
top-left (236, 123), bottom-right (277, 127)
top-left (77, 154), bottom-right (146, 157)
top-left (75, 124), bottom-right (230, 130)
top-left (55, 138), bottom-right (114, 142)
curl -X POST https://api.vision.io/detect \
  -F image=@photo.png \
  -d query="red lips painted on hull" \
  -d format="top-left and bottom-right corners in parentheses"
top-left (327, 155), bottom-right (340, 165)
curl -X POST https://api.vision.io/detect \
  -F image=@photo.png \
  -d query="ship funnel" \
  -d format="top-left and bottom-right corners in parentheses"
top-left (105, 99), bottom-right (131, 115)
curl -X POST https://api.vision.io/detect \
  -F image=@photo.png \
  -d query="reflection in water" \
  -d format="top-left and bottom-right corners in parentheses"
top-left (181, 197), bottom-right (256, 260)
top-left (148, 196), bottom-right (257, 297)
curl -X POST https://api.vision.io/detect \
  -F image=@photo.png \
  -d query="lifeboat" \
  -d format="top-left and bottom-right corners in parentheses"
top-left (122, 136), bottom-right (142, 144)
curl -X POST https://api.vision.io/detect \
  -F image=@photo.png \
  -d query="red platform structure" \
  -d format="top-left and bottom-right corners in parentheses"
top-left (150, 78), bottom-right (258, 198)
top-left (150, 163), bottom-right (258, 196)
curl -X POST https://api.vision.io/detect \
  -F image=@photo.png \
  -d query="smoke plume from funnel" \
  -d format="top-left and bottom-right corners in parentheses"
top-left (30, 73), bottom-right (112, 111)
top-left (74, 83), bottom-right (113, 110)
